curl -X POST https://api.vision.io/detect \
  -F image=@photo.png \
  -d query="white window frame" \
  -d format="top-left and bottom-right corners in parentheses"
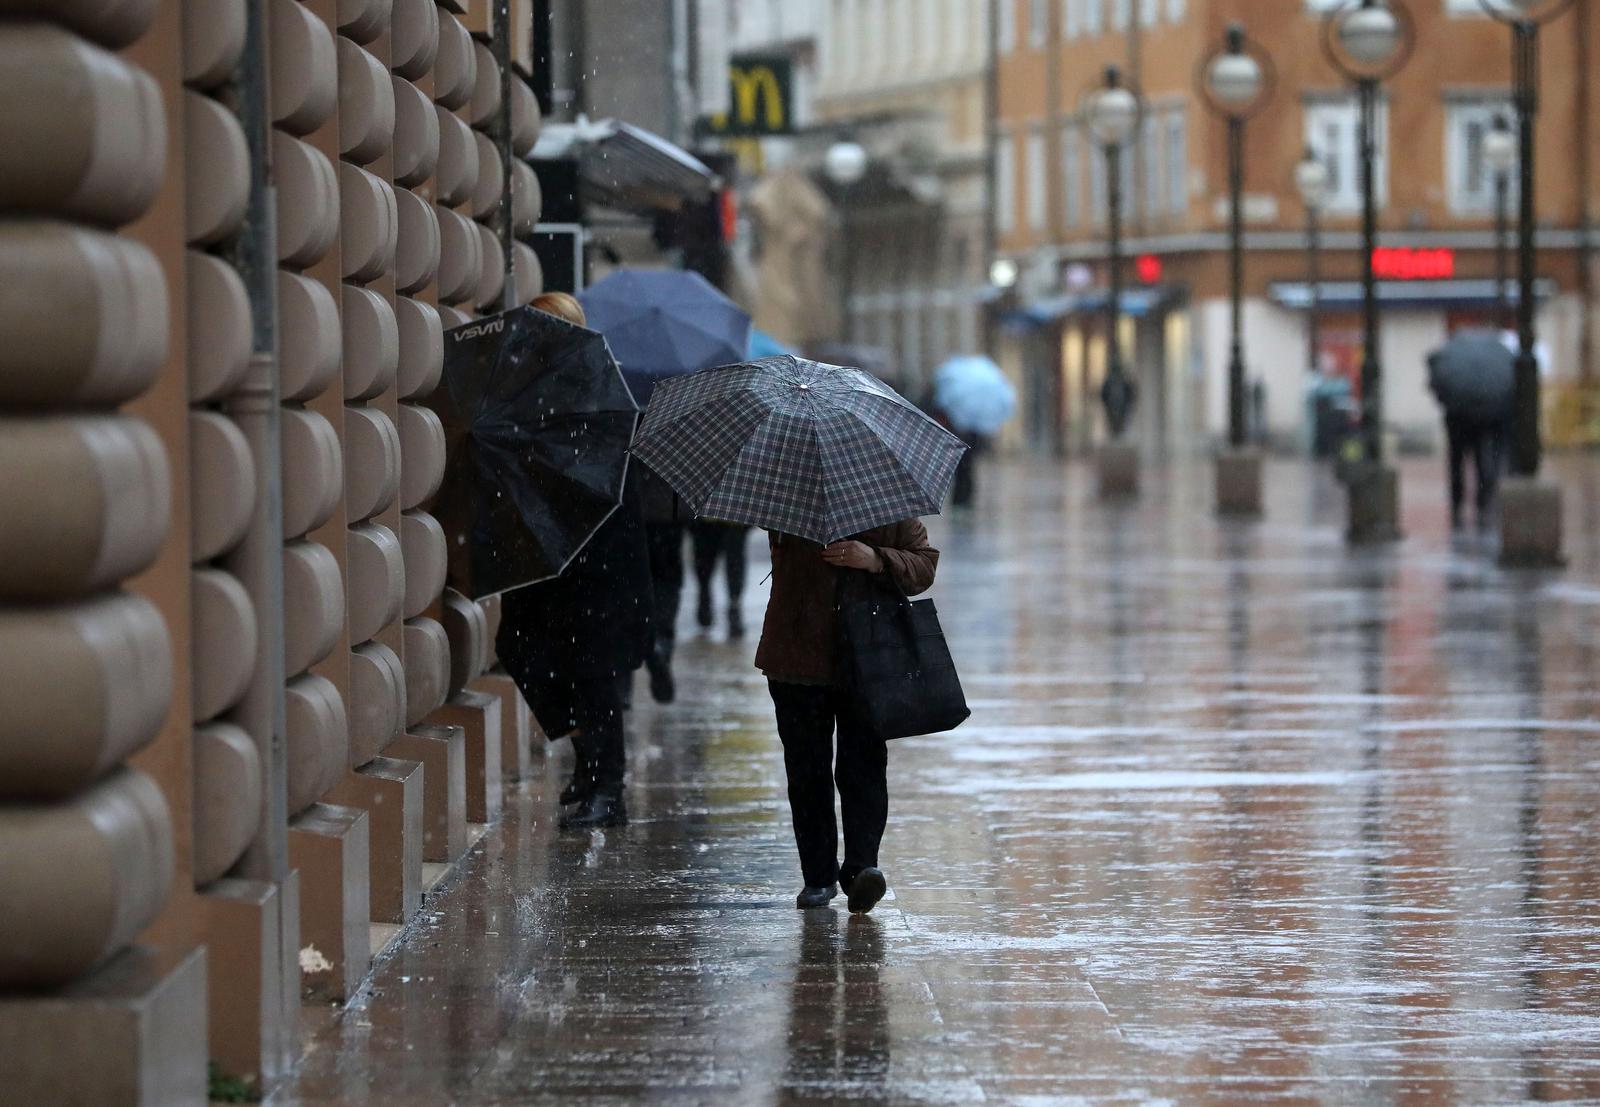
top-left (1303, 94), bottom-right (1388, 215)
top-left (1166, 0), bottom-right (1185, 20)
top-left (996, 130), bottom-right (1018, 233)
top-left (1140, 0), bottom-right (1159, 26)
top-left (1063, 0), bottom-right (1081, 40)
top-left (1164, 108), bottom-right (1187, 215)
top-left (1446, 95), bottom-right (1516, 215)
top-left (1029, 0), bottom-right (1049, 47)
top-left (1062, 122), bottom-right (1081, 227)
top-left (1089, 139), bottom-right (1107, 224)
top-left (1026, 127), bottom-right (1049, 231)
top-left (1112, 0), bottom-right (1131, 31)
top-left (998, 0), bottom-right (1017, 53)
top-left (1084, 0), bottom-right (1103, 36)
top-left (1142, 113), bottom-right (1161, 220)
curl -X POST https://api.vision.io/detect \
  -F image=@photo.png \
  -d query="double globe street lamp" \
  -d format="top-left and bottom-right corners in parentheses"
top-left (1479, 0), bottom-right (1574, 567)
top-left (1081, 65), bottom-right (1142, 499)
top-left (1197, 23), bottom-right (1273, 517)
top-left (1322, 0), bottom-right (1413, 544)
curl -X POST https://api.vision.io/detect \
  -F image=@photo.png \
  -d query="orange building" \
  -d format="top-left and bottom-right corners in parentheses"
top-left (991, 0), bottom-right (1597, 456)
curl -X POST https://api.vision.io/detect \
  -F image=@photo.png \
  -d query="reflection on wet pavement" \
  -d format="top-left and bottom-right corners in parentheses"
top-left (272, 458), bottom-right (1600, 1104)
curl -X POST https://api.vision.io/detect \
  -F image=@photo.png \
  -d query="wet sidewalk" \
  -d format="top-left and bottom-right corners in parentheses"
top-left (273, 457), bottom-right (1600, 1105)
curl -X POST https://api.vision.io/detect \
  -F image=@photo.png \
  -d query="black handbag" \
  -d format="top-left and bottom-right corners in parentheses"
top-left (836, 569), bottom-right (970, 740)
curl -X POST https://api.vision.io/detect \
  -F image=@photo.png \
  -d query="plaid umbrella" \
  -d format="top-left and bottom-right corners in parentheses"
top-left (631, 354), bottom-right (967, 544)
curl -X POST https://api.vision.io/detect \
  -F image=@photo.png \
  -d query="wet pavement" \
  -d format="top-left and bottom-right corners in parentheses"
top-left (272, 456), bottom-right (1600, 1105)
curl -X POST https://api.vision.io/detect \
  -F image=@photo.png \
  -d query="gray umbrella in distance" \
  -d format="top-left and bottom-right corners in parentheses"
top-left (1427, 329), bottom-right (1515, 425)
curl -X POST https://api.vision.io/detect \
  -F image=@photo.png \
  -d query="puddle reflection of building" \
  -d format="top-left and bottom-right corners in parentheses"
top-left (777, 913), bottom-right (890, 1105)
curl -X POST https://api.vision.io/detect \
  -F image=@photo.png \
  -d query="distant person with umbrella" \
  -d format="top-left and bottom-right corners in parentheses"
top-left (634, 355), bottom-right (967, 914)
top-left (930, 356), bottom-right (1016, 508)
top-left (1427, 328), bottom-right (1515, 529)
top-left (580, 269), bottom-right (751, 698)
top-left (437, 292), bottom-right (653, 829)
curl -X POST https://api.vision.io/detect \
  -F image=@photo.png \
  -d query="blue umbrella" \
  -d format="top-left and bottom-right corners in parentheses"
top-left (933, 356), bottom-right (1017, 436)
top-left (748, 328), bottom-right (794, 360)
top-left (579, 269), bottom-right (751, 404)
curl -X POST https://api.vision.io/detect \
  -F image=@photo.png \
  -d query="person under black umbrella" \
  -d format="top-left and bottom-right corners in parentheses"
top-left (1427, 328), bottom-right (1514, 529)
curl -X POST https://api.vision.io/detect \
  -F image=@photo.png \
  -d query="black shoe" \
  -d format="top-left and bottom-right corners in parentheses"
top-left (795, 884), bottom-right (838, 909)
top-left (727, 607), bottom-right (744, 639)
top-left (645, 646), bottom-right (675, 704)
top-left (846, 867), bottom-right (886, 914)
top-left (560, 785), bottom-right (627, 830)
top-left (696, 592), bottom-right (714, 628)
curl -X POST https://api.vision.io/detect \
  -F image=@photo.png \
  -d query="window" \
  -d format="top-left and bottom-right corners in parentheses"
top-left (1165, 109), bottom-right (1187, 214)
top-left (998, 0), bottom-right (1016, 52)
top-left (1029, 0), bottom-right (1049, 46)
top-left (1112, 0), bottom-right (1130, 30)
top-left (1167, 0), bottom-right (1185, 20)
top-left (1062, 123), bottom-right (1081, 226)
top-left (1027, 128), bottom-right (1048, 230)
top-left (1303, 95), bottom-right (1387, 213)
top-left (1089, 141), bottom-right (1106, 222)
top-left (1064, 0), bottom-right (1081, 40)
top-left (1140, 0), bottom-right (1159, 26)
top-left (996, 131), bottom-right (1017, 232)
top-left (1447, 97), bottom-right (1516, 213)
top-left (1084, 0), bottom-right (1103, 35)
top-left (1141, 114), bottom-right (1161, 219)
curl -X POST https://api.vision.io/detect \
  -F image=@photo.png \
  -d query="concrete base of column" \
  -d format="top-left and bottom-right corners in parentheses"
top-left (0, 945), bottom-right (207, 1106)
top-left (1097, 442), bottom-right (1139, 501)
top-left (470, 671), bottom-right (532, 782)
top-left (426, 692), bottom-right (503, 825)
top-left (390, 726), bottom-right (468, 864)
top-left (326, 757), bottom-right (424, 925)
top-left (1345, 462), bottom-right (1401, 545)
top-left (1215, 449), bottom-right (1263, 517)
top-left (287, 804), bottom-right (371, 1004)
top-left (200, 877), bottom-right (299, 1096)
top-left (1499, 476), bottom-right (1565, 568)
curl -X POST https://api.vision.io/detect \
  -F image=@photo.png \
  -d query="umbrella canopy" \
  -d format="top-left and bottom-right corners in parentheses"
top-left (1428, 330), bottom-right (1514, 424)
top-left (578, 268), bottom-right (751, 405)
top-left (934, 355), bottom-right (1017, 436)
top-left (428, 307), bottom-right (639, 599)
top-left (632, 354), bottom-right (967, 544)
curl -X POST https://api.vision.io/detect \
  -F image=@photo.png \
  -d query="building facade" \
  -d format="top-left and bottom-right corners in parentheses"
top-left (993, 0), bottom-right (1598, 456)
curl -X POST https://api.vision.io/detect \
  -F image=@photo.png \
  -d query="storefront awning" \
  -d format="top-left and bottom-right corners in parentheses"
top-left (1269, 278), bottom-right (1557, 311)
top-left (1010, 286), bottom-right (1175, 327)
top-left (531, 116), bottom-right (719, 215)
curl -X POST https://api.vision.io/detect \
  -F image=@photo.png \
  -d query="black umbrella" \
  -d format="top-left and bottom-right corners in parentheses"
top-left (428, 307), bottom-right (639, 599)
top-left (1427, 330), bottom-right (1514, 425)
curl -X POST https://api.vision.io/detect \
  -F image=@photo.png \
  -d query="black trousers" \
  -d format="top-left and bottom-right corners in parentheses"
top-left (502, 668), bottom-right (627, 787)
top-left (768, 681), bottom-right (888, 888)
top-left (691, 521), bottom-right (748, 600)
top-left (1444, 415), bottom-right (1506, 520)
top-left (645, 522), bottom-right (685, 645)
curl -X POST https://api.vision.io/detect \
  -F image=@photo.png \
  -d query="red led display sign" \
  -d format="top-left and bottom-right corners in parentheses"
top-left (1134, 254), bottom-right (1163, 284)
top-left (1372, 247), bottom-right (1455, 281)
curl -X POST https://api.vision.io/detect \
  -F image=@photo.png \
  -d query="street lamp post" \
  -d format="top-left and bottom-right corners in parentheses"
top-left (1323, 0), bottom-right (1413, 544)
top-left (1296, 148), bottom-right (1330, 453)
top-left (825, 140), bottom-right (868, 346)
top-left (1082, 65), bottom-right (1142, 499)
top-left (1198, 23), bottom-right (1273, 517)
top-left (1480, 0), bottom-right (1574, 566)
top-left (1484, 114), bottom-right (1517, 330)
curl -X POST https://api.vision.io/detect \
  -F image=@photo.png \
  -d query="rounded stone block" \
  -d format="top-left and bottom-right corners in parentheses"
top-left (343, 404), bottom-right (401, 523)
top-left (285, 673), bottom-right (348, 815)
top-left (274, 131), bottom-right (339, 268)
top-left (467, 39), bottom-right (501, 126)
top-left (394, 187), bottom-right (440, 295)
top-left (0, 591), bottom-right (171, 801)
top-left (4, 0), bottom-right (158, 49)
top-left (346, 522), bottom-right (404, 646)
top-left (0, 24), bottom-right (164, 226)
top-left (278, 270), bottom-right (341, 403)
top-left (513, 240), bottom-right (543, 306)
top-left (192, 721), bottom-right (262, 887)
top-left (280, 407), bottom-right (342, 539)
top-left (400, 509), bottom-right (446, 618)
top-left (183, 92), bottom-right (250, 245)
top-left (269, 0), bottom-right (337, 135)
top-left (390, 0), bottom-right (439, 80)
top-left (337, 37), bottom-right (396, 165)
top-left (434, 106), bottom-right (478, 207)
top-left (0, 222), bottom-right (167, 408)
top-left (192, 567), bottom-right (257, 723)
top-left (340, 282), bottom-right (399, 402)
top-left (183, 0), bottom-right (245, 89)
top-left (336, 0), bottom-right (391, 44)
top-left (511, 77), bottom-right (542, 156)
top-left (392, 75), bottom-right (440, 188)
top-left (187, 251), bottom-right (251, 403)
top-left (468, 130), bottom-right (504, 220)
top-left (441, 588), bottom-right (486, 695)
top-left (190, 411), bottom-right (255, 563)
top-left (513, 159), bottom-right (542, 236)
top-left (0, 414), bottom-right (169, 600)
top-left (339, 162), bottom-right (397, 283)
top-left (398, 402), bottom-right (446, 511)
top-left (435, 204), bottom-right (483, 306)
top-left (432, 8), bottom-right (476, 110)
top-left (396, 296), bottom-right (444, 400)
top-left (436, 303), bottom-right (472, 330)
top-left (349, 641), bottom-right (404, 766)
top-left (0, 768), bottom-right (174, 988)
top-left (474, 220), bottom-right (505, 310)
top-left (403, 616), bottom-right (449, 725)
top-left (283, 539), bottom-right (343, 676)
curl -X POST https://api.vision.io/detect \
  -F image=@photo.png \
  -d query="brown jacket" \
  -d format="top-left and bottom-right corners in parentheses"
top-left (755, 520), bottom-right (940, 684)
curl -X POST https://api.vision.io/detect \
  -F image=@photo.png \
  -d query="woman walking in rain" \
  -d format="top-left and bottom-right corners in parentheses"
top-left (757, 524), bottom-right (939, 912)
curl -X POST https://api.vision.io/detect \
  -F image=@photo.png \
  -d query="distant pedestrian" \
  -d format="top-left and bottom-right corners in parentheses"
top-left (757, 522), bottom-right (939, 913)
top-left (1427, 329), bottom-right (1514, 529)
top-left (691, 520), bottom-right (749, 638)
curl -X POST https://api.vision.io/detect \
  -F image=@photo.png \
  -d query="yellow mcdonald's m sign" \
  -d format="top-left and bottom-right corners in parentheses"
top-left (701, 55), bottom-right (794, 138)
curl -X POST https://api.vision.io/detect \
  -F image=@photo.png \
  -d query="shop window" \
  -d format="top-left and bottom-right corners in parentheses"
top-left (1447, 98), bottom-right (1516, 215)
top-left (1303, 95), bottom-right (1386, 214)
